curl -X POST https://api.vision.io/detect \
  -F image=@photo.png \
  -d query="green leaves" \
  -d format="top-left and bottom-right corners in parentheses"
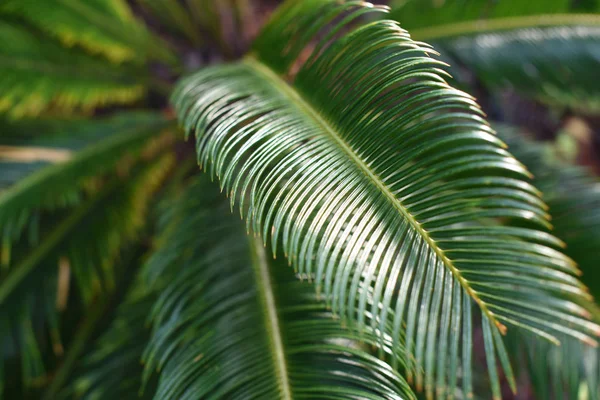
top-left (389, 0), bottom-right (573, 32)
top-left (0, 112), bottom-right (170, 259)
top-left (0, 21), bottom-right (148, 118)
top-left (498, 127), bottom-right (600, 399)
top-left (140, 176), bottom-right (415, 399)
top-left (388, 0), bottom-right (600, 114)
top-left (435, 20), bottom-right (600, 114)
top-left (0, 155), bottom-right (173, 394)
top-left (0, 112), bottom-right (175, 393)
top-left (0, 0), bottom-right (168, 64)
top-left (172, 1), bottom-right (599, 398)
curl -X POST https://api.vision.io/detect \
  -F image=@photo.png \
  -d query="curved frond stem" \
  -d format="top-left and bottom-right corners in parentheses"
top-left (245, 56), bottom-right (505, 334)
top-left (409, 14), bottom-right (600, 41)
top-left (249, 234), bottom-right (292, 400)
top-left (141, 176), bottom-right (415, 399)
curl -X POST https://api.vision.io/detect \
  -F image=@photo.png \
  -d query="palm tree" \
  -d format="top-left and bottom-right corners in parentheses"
top-left (1, 0), bottom-right (599, 399)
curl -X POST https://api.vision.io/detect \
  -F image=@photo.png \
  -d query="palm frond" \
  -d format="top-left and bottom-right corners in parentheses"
top-left (388, 1), bottom-right (600, 114)
top-left (0, 155), bottom-right (173, 396)
top-left (0, 0), bottom-right (171, 64)
top-left (139, 176), bottom-right (415, 400)
top-left (498, 126), bottom-right (600, 399)
top-left (172, 1), bottom-right (599, 398)
top-left (0, 112), bottom-right (172, 264)
top-left (498, 127), bottom-right (600, 287)
top-left (60, 154), bottom-right (175, 303)
top-left (0, 21), bottom-right (149, 117)
top-left (66, 161), bottom-right (197, 400)
top-left (389, 0), bottom-right (575, 32)
top-left (433, 21), bottom-right (600, 114)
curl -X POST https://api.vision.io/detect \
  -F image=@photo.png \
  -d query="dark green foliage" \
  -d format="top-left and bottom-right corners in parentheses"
top-left (2, 0), bottom-right (600, 398)
top-left (172, 1), bottom-right (599, 399)
top-left (67, 281), bottom-right (156, 399)
top-left (498, 127), bottom-right (600, 399)
top-left (438, 23), bottom-right (600, 114)
top-left (0, 0), bottom-right (162, 63)
top-left (0, 21), bottom-right (148, 118)
top-left (0, 155), bottom-right (173, 396)
top-left (389, 1), bottom-right (600, 114)
top-left (143, 177), bottom-right (415, 399)
top-left (390, 0), bottom-right (580, 32)
top-left (0, 112), bottom-right (170, 261)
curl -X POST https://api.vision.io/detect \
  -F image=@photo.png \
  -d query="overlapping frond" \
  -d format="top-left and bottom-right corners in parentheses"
top-left (389, 1), bottom-right (600, 114)
top-left (499, 127), bottom-right (600, 287)
top-left (435, 21), bottom-right (600, 114)
top-left (139, 176), bottom-right (415, 400)
top-left (61, 154), bottom-right (175, 303)
top-left (0, 21), bottom-right (148, 117)
top-left (0, 155), bottom-right (173, 396)
top-left (0, 0), bottom-right (168, 64)
top-left (172, 1), bottom-right (600, 398)
top-left (498, 127), bottom-right (600, 399)
top-left (390, 0), bottom-right (574, 32)
top-left (0, 112), bottom-right (172, 265)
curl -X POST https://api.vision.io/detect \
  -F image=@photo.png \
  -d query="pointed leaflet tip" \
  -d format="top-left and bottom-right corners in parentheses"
top-left (496, 321), bottom-right (508, 336)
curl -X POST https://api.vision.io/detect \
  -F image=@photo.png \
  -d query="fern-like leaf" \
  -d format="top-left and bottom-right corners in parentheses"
top-left (498, 126), bottom-right (600, 399)
top-left (0, 21), bottom-right (148, 117)
top-left (172, 1), bottom-right (599, 398)
top-left (389, 1), bottom-right (600, 114)
top-left (0, 0), bottom-right (172, 64)
top-left (0, 155), bottom-right (173, 395)
top-left (0, 112), bottom-right (171, 263)
top-left (140, 176), bottom-right (415, 400)
top-left (435, 21), bottom-right (600, 114)
top-left (389, 0), bottom-right (578, 32)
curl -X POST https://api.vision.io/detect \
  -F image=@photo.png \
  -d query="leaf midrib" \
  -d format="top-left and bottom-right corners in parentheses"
top-left (244, 56), bottom-right (506, 334)
top-left (249, 234), bottom-right (293, 400)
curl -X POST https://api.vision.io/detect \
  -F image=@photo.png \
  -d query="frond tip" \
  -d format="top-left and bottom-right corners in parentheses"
top-left (172, 0), bottom-right (600, 398)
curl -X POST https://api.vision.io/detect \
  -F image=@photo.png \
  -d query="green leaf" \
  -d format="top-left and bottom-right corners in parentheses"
top-left (433, 19), bottom-right (600, 114)
top-left (0, 112), bottom-right (171, 261)
top-left (498, 126), bottom-right (600, 399)
top-left (172, 1), bottom-right (599, 398)
top-left (141, 176), bottom-right (415, 400)
top-left (68, 285), bottom-right (156, 400)
top-left (0, 21), bottom-right (148, 117)
top-left (390, 0), bottom-right (573, 33)
top-left (499, 127), bottom-right (600, 297)
top-left (0, 0), bottom-right (171, 64)
top-left (0, 155), bottom-right (173, 394)
top-left (388, 1), bottom-right (600, 113)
